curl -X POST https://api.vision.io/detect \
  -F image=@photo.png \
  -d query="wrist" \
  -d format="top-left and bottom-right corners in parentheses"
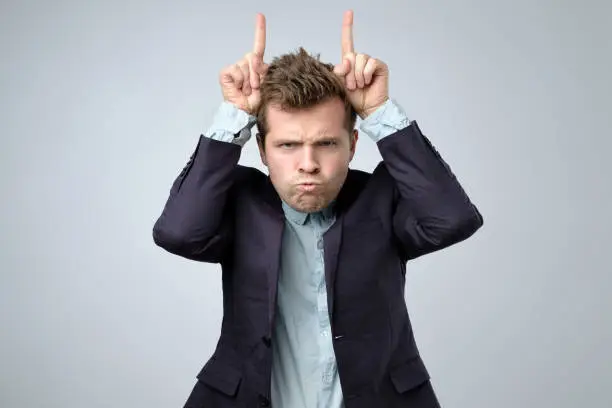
top-left (358, 96), bottom-right (390, 119)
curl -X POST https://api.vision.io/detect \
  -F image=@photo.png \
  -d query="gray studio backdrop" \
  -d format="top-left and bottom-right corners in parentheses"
top-left (1, 0), bottom-right (610, 407)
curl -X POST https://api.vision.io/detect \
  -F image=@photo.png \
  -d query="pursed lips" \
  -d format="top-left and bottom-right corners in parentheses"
top-left (296, 181), bottom-right (321, 191)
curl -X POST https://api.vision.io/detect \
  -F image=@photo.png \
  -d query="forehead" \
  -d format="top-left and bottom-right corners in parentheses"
top-left (265, 98), bottom-right (347, 141)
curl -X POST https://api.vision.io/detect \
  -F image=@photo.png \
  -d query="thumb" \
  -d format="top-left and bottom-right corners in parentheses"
top-left (334, 58), bottom-right (350, 77)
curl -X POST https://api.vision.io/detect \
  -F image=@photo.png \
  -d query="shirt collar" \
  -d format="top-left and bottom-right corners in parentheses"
top-left (281, 200), bottom-right (335, 225)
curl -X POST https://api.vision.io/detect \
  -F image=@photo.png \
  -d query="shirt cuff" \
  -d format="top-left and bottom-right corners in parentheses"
top-left (358, 98), bottom-right (410, 142)
top-left (203, 101), bottom-right (257, 146)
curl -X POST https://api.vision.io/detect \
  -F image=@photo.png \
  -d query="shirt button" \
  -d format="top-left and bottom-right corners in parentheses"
top-left (317, 239), bottom-right (324, 249)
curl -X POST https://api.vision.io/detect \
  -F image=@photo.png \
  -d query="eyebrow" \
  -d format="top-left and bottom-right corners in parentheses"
top-left (273, 135), bottom-right (342, 145)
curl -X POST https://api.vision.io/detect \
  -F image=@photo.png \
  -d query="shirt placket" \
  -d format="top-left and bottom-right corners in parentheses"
top-left (312, 215), bottom-right (338, 407)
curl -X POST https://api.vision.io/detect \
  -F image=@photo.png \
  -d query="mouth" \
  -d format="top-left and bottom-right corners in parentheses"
top-left (296, 182), bottom-right (320, 192)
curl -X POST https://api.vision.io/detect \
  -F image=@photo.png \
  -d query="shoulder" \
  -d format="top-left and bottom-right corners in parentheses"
top-left (347, 161), bottom-right (393, 190)
top-left (232, 165), bottom-right (274, 197)
top-left (232, 165), bottom-right (267, 188)
top-left (235, 164), bottom-right (265, 179)
top-left (348, 162), bottom-right (397, 206)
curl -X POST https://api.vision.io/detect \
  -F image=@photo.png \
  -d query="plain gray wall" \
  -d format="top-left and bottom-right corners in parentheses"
top-left (1, 0), bottom-right (610, 407)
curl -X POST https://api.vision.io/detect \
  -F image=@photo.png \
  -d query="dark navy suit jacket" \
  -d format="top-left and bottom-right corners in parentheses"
top-left (153, 121), bottom-right (483, 407)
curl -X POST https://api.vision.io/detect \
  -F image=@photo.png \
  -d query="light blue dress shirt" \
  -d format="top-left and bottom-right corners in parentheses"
top-left (203, 98), bottom-right (410, 408)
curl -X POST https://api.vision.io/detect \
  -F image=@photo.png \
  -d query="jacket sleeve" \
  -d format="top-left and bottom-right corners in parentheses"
top-left (152, 135), bottom-right (242, 263)
top-left (377, 121), bottom-right (484, 260)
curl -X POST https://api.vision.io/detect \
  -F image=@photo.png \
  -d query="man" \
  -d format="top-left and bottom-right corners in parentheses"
top-left (153, 10), bottom-right (483, 408)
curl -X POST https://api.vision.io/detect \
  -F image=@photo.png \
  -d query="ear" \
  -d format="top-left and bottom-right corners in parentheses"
top-left (349, 129), bottom-right (358, 162)
top-left (256, 134), bottom-right (268, 166)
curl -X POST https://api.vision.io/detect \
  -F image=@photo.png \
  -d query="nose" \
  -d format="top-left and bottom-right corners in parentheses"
top-left (298, 147), bottom-right (320, 174)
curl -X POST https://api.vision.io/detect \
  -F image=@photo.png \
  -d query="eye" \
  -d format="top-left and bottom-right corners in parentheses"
top-left (319, 140), bottom-right (338, 147)
top-left (279, 143), bottom-right (296, 149)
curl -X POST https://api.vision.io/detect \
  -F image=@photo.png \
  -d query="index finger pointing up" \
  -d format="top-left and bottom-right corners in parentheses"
top-left (341, 10), bottom-right (354, 56)
top-left (253, 13), bottom-right (266, 57)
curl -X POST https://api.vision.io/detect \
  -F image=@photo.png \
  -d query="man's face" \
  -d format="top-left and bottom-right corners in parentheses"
top-left (258, 97), bottom-right (358, 213)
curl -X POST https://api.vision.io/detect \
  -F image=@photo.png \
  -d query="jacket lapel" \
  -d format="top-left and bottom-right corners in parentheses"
top-left (323, 218), bottom-right (343, 318)
top-left (259, 177), bottom-right (285, 331)
top-left (323, 170), bottom-right (360, 319)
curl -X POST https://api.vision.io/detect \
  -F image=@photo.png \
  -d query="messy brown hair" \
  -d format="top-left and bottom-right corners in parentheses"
top-left (256, 47), bottom-right (357, 145)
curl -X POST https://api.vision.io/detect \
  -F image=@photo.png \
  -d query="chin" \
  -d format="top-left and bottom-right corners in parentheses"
top-left (288, 194), bottom-right (329, 213)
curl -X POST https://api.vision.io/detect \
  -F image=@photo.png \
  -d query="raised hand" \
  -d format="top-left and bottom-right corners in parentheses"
top-left (219, 13), bottom-right (268, 114)
top-left (333, 10), bottom-right (389, 119)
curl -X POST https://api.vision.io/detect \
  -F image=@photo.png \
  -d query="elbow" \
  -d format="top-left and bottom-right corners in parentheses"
top-left (428, 204), bottom-right (483, 247)
top-left (451, 204), bottom-right (484, 242)
top-left (152, 215), bottom-right (200, 254)
top-left (152, 219), bottom-right (184, 252)
top-left (403, 204), bottom-right (483, 258)
top-left (152, 221), bottom-right (200, 259)
top-left (152, 218), bottom-right (226, 263)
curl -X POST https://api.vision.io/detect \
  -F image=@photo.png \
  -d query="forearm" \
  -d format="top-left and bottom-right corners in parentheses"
top-left (152, 135), bottom-right (241, 261)
top-left (378, 123), bottom-right (483, 256)
top-left (360, 99), bottom-right (482, 256)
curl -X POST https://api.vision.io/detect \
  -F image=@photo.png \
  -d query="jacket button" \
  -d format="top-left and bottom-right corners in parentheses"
top-left (258, 395), bottom-right (270, 407)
